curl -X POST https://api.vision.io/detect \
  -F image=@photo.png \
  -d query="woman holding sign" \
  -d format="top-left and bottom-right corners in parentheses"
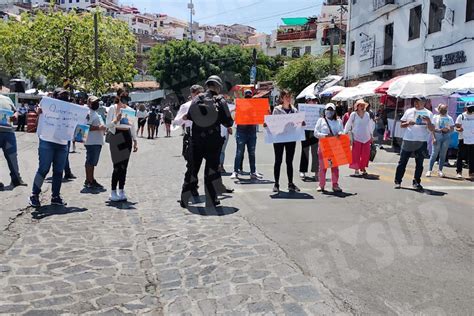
top-left (270, 90), bottom-right (301, 193)
top-left (426, 104), bottom-right (454, 178)
top-left (106, 88), bottom-right (138, 202)
top-left (314, 103), bottom-right (344, 192)
top-left (344, 99), bottom-right (374, 176)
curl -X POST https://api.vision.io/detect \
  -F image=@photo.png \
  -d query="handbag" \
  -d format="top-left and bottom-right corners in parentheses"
top-left (369, 142), bottom-right (377, 162)
top-left (105, 131), bottom-right (113, 143)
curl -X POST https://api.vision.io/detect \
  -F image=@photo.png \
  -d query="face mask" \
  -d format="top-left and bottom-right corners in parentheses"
top-left (325, 110), bottom-right (335, 119)
top-left (120, 96), bottom-right (129, 105)
top-left (439, 109), bottom-right (447, 115)
top-left (467, 107), bottom-right (474, 114)
top-left (90, 102), bottom-right (100, 111)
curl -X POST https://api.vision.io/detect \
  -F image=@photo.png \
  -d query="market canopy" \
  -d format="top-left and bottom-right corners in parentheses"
top-left (281, 18), bottom-right (309, 26)
top-left (374, 76), bottom-right (406, 95)
top-left (387, 74), bottom-right (447, 98)
top-left (296, 75), bottom-right (342, 100)
top-left (332, 81), bottom-right (383, 101)
top-left (441, 72), bottom-right (474, 94)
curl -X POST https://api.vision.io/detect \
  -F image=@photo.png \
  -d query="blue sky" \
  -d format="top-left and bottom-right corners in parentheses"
top-left (120, 0), bottom-right (325, 34)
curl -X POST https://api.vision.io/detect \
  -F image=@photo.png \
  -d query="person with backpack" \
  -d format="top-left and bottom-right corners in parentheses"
top-left (455, 103), bottom-right (474, 179)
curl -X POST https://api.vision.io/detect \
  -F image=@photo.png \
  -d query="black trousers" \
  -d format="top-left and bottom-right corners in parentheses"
top-left (182, 135), bottom-right (223, 202)
top-left (395, 141), bottom-right (427, 185)
top-left (17, 115), bottom-right (26, 131)
top-left (109, 130), bottom-right (132, 190)
top-left (273, 142), bottom-right (296, 185)
top-left (299, 130), bottom-right (319, 173)
top-left (456, 139), bottom-right (473, 174)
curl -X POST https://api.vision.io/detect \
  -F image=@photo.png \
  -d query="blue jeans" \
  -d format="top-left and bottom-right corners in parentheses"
top-left (429, 132), bottom-right (451, 171)
top-left (0, 132), bottom-right (21, 183)
top-left (234, 131), bottom-right (257, 173)
top-left (32, 139), bottom-right (68, 197)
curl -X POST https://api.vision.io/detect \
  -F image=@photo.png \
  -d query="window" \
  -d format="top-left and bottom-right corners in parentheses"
top-left (409, 5), bottom-right (422, 40)
top-left (428, 0), bottom-right (444, 34)
top-left (305, 46), bottom-right (311, 55)
top-left (280, 48), bottom-right (287, 56)
top-left (292, 47), bottom-right (301, 58)
top-left (467, 0), bottom-right (474, 22)
top-left (350, 41), bottom-right (355, 56)
top-left (69, 0), bottom-right (72, 3)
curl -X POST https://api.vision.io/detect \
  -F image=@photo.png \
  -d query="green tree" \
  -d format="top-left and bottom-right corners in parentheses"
top-left (0, 18), bottom-right (28, 77)
top-left (148, 40), bottom-right (282, 101)
top-left (0, 10), bottom-right (137, 94)
top-left (275, 55), bottom-right (344, 95)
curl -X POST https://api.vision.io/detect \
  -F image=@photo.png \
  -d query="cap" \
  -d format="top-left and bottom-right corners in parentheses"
top-left (415, 96), bottom-right (427, 101)
top-left (88, 96), bottom-right (99, 104)
top-left (325, 103), bottom-right (336, 110)
top-left (205, 75), bottom-right (223, 88)
top-left (305, 93), bottom-right (318, 100)
top-left (354, 99), bottom-right (369, 107)
top-left (467, 102), bottom-right (474, 108)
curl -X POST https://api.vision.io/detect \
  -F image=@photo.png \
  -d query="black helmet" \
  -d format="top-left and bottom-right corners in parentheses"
top-left (205, 75), bottom-right (223, 88)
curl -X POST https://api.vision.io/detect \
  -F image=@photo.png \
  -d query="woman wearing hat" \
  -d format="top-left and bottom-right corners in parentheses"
top-left (344, 99), bottom-right (374, 176)
top-left (314, 103), bottom-right (344, 192)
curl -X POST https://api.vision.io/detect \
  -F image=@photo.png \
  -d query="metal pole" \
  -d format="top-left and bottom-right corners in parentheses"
top-left (65, 35), bottom-right (70, 81)
top-left (391, 97), bottom-right (399, 147)
top-left (94, 11), bottom-right (99, 81)
top-left (330, 32), bottom-right (334, 74)
top-left (189, 0), bottom-right (193, 41)
top-left (339, 1), bottom-right (343, 55)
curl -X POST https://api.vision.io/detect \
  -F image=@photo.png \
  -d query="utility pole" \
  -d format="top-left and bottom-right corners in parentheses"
top-left (338, 0), bottom-right (348, 56)
top-left (250, 48), bottom-right (257, 85)
top-left (188, 0), bottom-right (194, 41)
top-left (329, 18), bottom-right (335, 74)
top-left (63, 26), bottom-right (72, 91)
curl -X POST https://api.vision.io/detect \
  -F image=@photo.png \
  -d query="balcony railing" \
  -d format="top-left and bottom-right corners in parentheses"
top-left (371, 46), bottom-right (394, 69)
top-left (276, 30), bottom-right (317, 41)
top-left (373, 0), bottom-right (396, 11)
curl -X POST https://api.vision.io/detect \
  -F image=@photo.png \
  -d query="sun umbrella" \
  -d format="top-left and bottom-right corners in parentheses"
top-left (387, 73), bottom-right (447, 98)
top-left (374, 76), bottom-right (406, 94)
top-left (441, 72), bottom-right (474, 94)
top-left (296, 82), bottom-right (317, 100)
top-left (319, 85), bottom-right (344, 98)
top-left (0, 95), bottom-right (15, 109)
top-left (314, 75), bottom-right (343, 94)
top-left (332, 81), bottom-right (383, 101)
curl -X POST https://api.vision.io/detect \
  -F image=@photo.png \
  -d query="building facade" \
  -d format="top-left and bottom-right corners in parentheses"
top-left (345, 0), bottom-right (474, 86)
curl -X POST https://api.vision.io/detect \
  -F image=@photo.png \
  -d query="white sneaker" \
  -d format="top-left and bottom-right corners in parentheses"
top-left (425, 171), bottom-right (432, 177)
top-left (456, 173), bottom-right (463, 179)
top-left (438, 171), bottom-right (445, 178)
top-left (118, 190), bottom-right (128, 201)
top-left (109, 190), bottom-right (121, 202)
top-left (354, 170), bottom-right (360, 176)
top-left (251, 172), bottom-right (263, 180)
top-left (230, 172), bottom-right (238, 179)
top-left (300, 172), bottom-right (306, 179)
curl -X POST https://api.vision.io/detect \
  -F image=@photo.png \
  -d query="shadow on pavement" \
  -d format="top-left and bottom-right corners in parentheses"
top-left (31, 206), bottom-right (88, 220)
top-left (235, 179), bottom-right (274, 185)
top-left (349, 174), bottom-right (381, 180)
top-left (270, 192), bottom-right (314, 199)
top-left (399, 187), bottom-right (447, 196)
top-left (322, 191), bottom-right (357, 198)
top-left (105, 201), bottom-right (138, 210)
top-left (186, 206), bottom-right (239, 216)
top-left (302, 177), bottom-right (318, 182)
top-left (80, 187), bottom-right (107, 195)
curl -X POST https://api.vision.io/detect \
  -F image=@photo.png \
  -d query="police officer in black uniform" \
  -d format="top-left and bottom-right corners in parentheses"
top-left (180, 75), bottom-right (233, 208)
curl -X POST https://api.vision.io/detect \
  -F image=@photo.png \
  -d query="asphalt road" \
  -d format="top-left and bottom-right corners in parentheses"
top-left (1, 129), bottom-right (473, 315)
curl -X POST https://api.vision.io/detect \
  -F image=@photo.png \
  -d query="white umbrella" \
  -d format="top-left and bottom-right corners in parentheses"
top-left (441, 72), bottom-right (474, 94)
top-left (314, 75), bottom-right (343, 94)
top-left (296, 82), bottom-right (317, 100)
top-left (332, 81), bottom-right (383, 101)
top-left (319, 85), bottom-right (344, 98)
top-left (387, 73), bottom-right (447, 98)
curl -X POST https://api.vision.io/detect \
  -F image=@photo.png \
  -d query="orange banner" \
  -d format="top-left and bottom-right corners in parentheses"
top-left (235, 98), bottom-right (270, 125)
top-left (319, 134), bottom-right (352, 168)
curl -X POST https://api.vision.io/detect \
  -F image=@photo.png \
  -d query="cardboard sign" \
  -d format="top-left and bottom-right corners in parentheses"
top-left (264, 112), bottom-right (306, 144)
top-left (319, 134), bottom-right (352, 168)
top-left (298, 104), bottom-right (326, 130)
top-left (235, 98), bottom-right (270, 125)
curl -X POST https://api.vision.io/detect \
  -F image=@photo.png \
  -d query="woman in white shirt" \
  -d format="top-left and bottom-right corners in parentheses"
top-left (426, 104), bottom-right (454, 178)
top-left (136, 104), bottom-right (148, 138)
top-left (344, 99), bottom-right (374, 176)
top-left (314, 103), bottom-right (344, 192)
top-left (106, 88), bottom-right (138, 202)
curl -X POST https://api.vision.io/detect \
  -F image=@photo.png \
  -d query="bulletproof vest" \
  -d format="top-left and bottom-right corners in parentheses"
top-left (188, 91), bottom-right (233, 137)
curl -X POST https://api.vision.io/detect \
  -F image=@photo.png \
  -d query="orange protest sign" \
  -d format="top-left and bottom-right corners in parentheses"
top-left (235, 98), bottom-right (270, 125)
top-left (319, 134), bottom-right (352, 168)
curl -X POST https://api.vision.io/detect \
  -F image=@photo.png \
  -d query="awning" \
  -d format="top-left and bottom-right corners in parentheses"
top-left (130, 90), bottom-right (164, 102)
top-left (253, 90), bottom-right (271, 98)
top-left (281, 18), bottom-right (309, 26)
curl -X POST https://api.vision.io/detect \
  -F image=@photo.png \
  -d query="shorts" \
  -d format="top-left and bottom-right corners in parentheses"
top-left (138, 118), bottom-right (147, 128)
top-left (164, 118), bottom-right (172, 125)
top-left (85, 145), bottom-right (102, 167)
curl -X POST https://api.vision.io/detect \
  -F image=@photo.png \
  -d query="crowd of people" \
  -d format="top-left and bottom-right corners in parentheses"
top-left (0, 76), bottom-right (473, 209)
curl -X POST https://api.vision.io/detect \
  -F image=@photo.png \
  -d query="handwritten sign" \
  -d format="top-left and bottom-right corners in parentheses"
top-left (0, 109), bottom-right (14, 127)
top-left (298, 104), bottom-right (325, 130)
top-left (264, 112), bottom-right (306, 144)
top-left (37, 97), bottom-right (89, 143)
top-left (319, 134), bottom-right (352, 168)
top-left (235, 98), bottom-right (270, 125)
top-left (359, 36), bottom-right (375, 61)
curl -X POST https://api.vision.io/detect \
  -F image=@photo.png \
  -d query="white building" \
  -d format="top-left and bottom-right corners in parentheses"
top-left (345, 0), bottom-right (474, 85)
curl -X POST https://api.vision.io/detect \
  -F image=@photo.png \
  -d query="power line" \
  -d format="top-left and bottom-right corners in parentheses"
top-left (196, 1), bottom-right (264, 21)
top-left (235, 3), bottom-right (323, 25)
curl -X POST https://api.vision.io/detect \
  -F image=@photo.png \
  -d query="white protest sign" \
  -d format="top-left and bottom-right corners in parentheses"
top-left (462, 118), bottom-right (474, 144)
top-left (37, 97), bottom-right (89, 143)
top-left (298, 104), bottom-right (326, 130)
top-left (264, 112), bottom-right (306, 144)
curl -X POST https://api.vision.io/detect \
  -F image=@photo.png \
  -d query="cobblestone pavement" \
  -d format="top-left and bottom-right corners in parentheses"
top-left (0, 134), bottom-right (348, 315)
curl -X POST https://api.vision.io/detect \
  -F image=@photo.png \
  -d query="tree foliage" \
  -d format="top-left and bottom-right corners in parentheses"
top-left (0, 10), bottom-right (137, 94)
top-left (275, 55), bottom-right (344, 95)
top-left (148, 40), bottom-right (283, 101)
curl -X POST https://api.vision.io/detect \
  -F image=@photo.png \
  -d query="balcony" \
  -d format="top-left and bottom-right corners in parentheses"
top-left (371, 47), bottom-right (395, 72)
top-left (373, 0), bottom-right (397, 13)
top-left (276, 30), bottom-right (317, 42)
